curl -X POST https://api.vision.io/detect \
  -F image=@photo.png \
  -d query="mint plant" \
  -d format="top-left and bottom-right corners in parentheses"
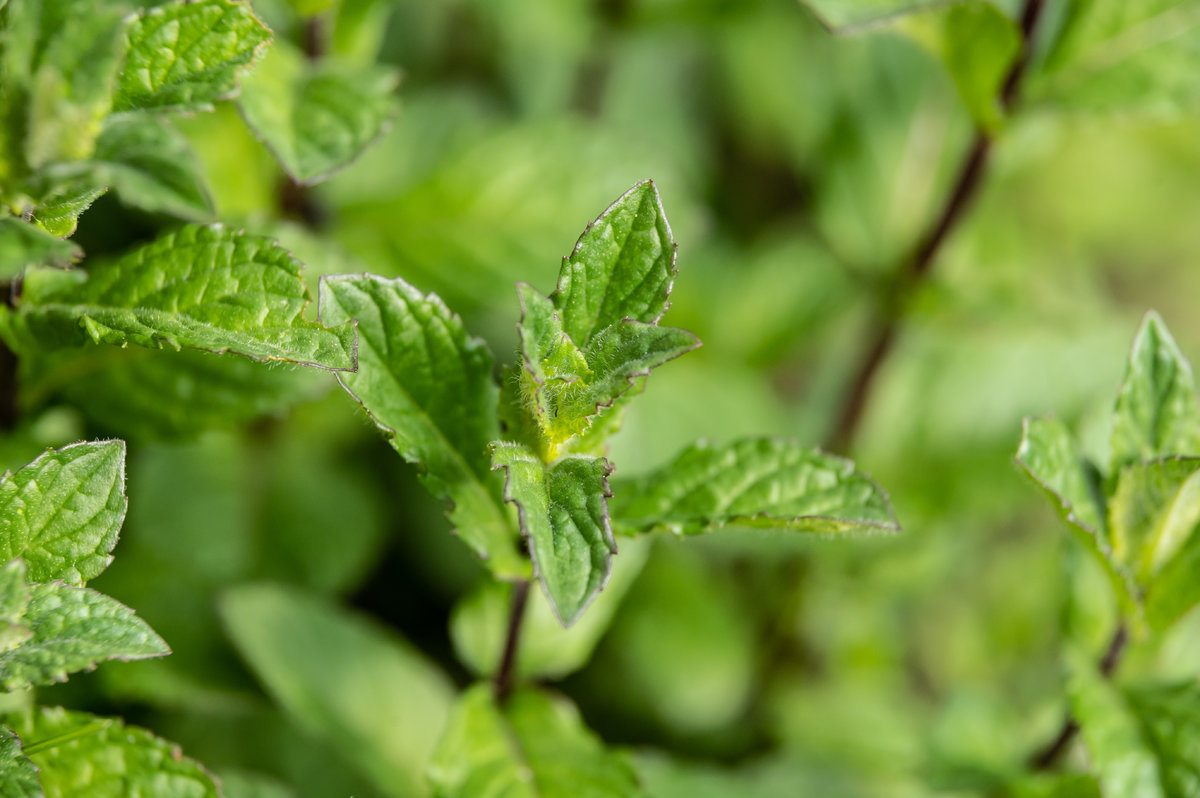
top-left (0, 441), bottom-right (220, 796)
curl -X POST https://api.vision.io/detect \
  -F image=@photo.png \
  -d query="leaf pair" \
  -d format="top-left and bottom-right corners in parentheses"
top-left (1018, 312), bottom-right (1200, 634)
top-left (0, 442), bottom-right (224, 796)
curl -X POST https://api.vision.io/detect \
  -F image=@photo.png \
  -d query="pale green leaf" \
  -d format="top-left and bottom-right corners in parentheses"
top-left (1110, 312), bottom-right (1200, 469)
top-left (0, 561), bottom-right (32, 655)
top-left (0, 727), bottom-right (41, 798)
top-left (798, 0), bottom-right (947, 30)
top-left (0, 441), bottom-right (125, 585)
top-left (1016, 417), bottom-right (1113, 559)
top-left (0, 582), bottom-right (168, 691)
top-left (491, 442), bottom-right (615, 626)
top-left (1068, 657), bottom-right (1200, 798)
top-left (237, 41), bottom-right (399, 184)
top-left (1144, 516), bottom-right (1200, 632)
top-left (0, 219), bottom-right (80, 278)
top-left (516, 284), bottom-right (698, 455)
top-left (893, 2), bottom-right (1020, 129)
top-left (88, 113), bottom-right (214, 219)
top-left (1030, 1), bottom-right (1200, 116)
top-left (450, 537), bottom-right (650, 681)
top-left (30, 183), bottom-right (106, 238)
top-left (220, 583), bottom-right (456, 798)
top-left (429, 685), bottom-right (645, 798)
top-left (1069, 653), bottom-right (1163, 798)
top-left (552, 180), bottom-right (677, 348)
top-left (8, 225), bottom-right (356, 370)
top-left (1123, 681), bottom-right (1200, 797)
top-left (318, 274), bottom-right (526, 579)
top-left (1108, 457), bottom-right (1200, 584)
top-left (115, 0), bottom-right (272, 113)
top-left (611, 438), bottom-right (898, 536)
top-left (6, 706), bottom-right (219, 797)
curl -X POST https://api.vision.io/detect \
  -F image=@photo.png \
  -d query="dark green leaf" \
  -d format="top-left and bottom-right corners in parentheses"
top-left (220, 583), bottom-right (456, 798)
top-left (0, 582), bottom-right (168, 691)
top-left (429, 685), bottom-right (645, 798)
top-left (318, 274), bottom-right (526, 579)
top-left (7, 225), bottom-right (356, 370)
top-left (552, 180), bottom-right (677, 348)
top-left (491, 442), bottom-right (615, 626)
top-left (0, 441), bottom-right (125, 585)
top-left (6, 707), bottom-right (219, 797)
top-left (237, 41), bottom-right (399, 184)
top-left (88, 113), bottom-right (214, 219)
top-left (0, 219), bottom-right (80, 278)
top-left (0, 727), bottom-right (41, 798)
top-left (19, 345), bottom-right (319, 441)
top-left (1124, 680), bottom-right (1200, 797)
top-left (115, 0), bottom-right (272, 113)
top-left (611, 438), bottom-right (898, 536)
top-left (1111, 312), bottom-right (1200, 469)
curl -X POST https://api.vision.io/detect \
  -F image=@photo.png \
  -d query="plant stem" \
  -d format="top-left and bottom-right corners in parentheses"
top-left (826, 0), bottom-right (1046, 453)
top-left (494, 580), bottom-right (531, 705)
top-left (1028, 622), bottom-right (1128, 771)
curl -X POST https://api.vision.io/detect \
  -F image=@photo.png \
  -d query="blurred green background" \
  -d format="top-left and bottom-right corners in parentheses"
top-left (16, 0), bottom-right (1200, 795)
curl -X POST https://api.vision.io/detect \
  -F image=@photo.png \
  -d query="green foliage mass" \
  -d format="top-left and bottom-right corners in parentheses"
top-left (2, 0), bottom-right (1200, 796)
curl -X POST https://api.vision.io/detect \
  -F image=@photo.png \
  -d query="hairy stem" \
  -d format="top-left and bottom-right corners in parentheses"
top-left (494, 580), bottom-right (532, 705)
top-left (826, 0), bottom-right (1046, 453)
top-left (1028, 623), bottom-right (1129, 771)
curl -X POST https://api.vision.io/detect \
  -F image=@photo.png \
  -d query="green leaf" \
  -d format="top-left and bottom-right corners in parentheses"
top-left (0, 219), bottom-right (80, 278)
top-left (0, 441), bottom-right (125, 585)
top-left (318, 274), bottom-right (526, 579)
top-left (19, 345), bottom-right (319, 441)
top-left (491, 442), bottom-right (615, 626)
top-left (797, 0), bottom-right (946, 30)
top-left (892, 2), bottom-right (1021, 129)
top-left (611, 438), bottom-right (899, 536)
top-left (5, 706), bottom-right (219, 797)
top-left (1123, 680), bottom-right (1200, 797)
top-left (220, 583), bottom-right (456, 798)
top-left (516, 283), bottom-right (698, 455)
top-left (1030, 1), bottom-right (1200, 116)
top-left (1108, 457), bottom-right (1200, 584)
top-left (450, 536), bottom-right (650, 681)
top-left (0, 582), bottom-right (168, 691)
top-left (7, 225), bottom-right (356, 370)
top-left (115, 0), bottom-right (272, 114)
top-left (237, 41), bottom-right (399, 184)
top-left (87, 113), bottom-right (214, 219)
top-left (29, 183), bottom-right (106, 238)
top-left (1068, 658), bottom-right (1200, 798)
top-left (429, 685), bottom-right (645, 798)
top-left (5, 0), bottom-right (128, 169)
top-left (1016, 417), bottom-right (1113, 561)
top-left (0, 561), bottom-right (32, 655)
top-left (0, 727), bottom-right (41, 798)
top-left (551, 180), bottom-right (677, 348)
top-left (1111, 312), bottom-right (1200, 470)
top-left (1069, 654), bottom-right (1163, 797)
